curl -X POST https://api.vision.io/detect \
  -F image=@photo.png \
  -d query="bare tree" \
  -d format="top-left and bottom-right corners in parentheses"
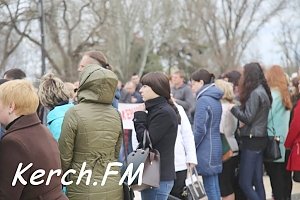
top-left (3, 0), bottom-right (109, 81)
top-left (157, 1), bottom-right (209, 76)
top-left (1, 0), bottom-right (289, 81)
top-left (186, 0), bottom-right (286, 73)
top-left (277, 0), bottom-right (300, 73)
top-left (0, 0), bottom-right (33, 72)
top-left (278, 23), bottom-right (300, 72)
top-left (2, 0), bottom-right (179, 81)
top-left (104, 0), bottom-right (145, 80)
top-left (106, 0), bottom-right (177, 81)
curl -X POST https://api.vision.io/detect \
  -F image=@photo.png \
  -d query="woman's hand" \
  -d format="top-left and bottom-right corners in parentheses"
top-left (186, 163), bottom-right (196, 169)
top-left (133, 111), bottom-right (147, 142)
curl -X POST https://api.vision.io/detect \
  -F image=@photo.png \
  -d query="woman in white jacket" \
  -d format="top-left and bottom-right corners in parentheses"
top-left (170, 103), bottom-right (198, 199)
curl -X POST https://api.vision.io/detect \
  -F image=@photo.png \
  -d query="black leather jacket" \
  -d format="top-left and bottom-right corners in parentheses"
top-left (231, 85), bottom-right (271, 137)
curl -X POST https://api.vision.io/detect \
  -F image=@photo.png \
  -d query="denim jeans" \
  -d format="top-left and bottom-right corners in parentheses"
top-left (202, 174), bottom-right (221, 200)
top-left (239, 149), bottom-right (266, 200)
top-left (141, 180), bottom-right (174, 200)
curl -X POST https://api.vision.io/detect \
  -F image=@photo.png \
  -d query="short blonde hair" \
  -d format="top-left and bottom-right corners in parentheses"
top-left (0, 80), bottom-right (39, 115)
top-left (38, 73), bottom-right (70, 109)
top-left (215, 79), bottom-right (235, 103)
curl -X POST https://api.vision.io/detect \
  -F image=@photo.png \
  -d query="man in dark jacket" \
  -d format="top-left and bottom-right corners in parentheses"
top-left (171, 70), bottom-right (195, 123)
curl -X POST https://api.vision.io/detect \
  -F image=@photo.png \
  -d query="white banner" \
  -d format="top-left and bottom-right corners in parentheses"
top-left (118, 103), bottom-right (145, 129)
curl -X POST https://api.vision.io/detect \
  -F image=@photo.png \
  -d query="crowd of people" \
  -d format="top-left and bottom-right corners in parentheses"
top-left (0, 50), bottom-right (299, 200)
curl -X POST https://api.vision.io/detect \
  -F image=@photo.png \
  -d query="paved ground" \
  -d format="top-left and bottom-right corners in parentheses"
top-left (133, 176), bottom-right (300, 200)
top-left (264, 176), bottom-right (300, 200)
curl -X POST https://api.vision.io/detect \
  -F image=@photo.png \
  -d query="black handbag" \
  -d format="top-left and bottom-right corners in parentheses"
top-left (264, 110), bottom-right (281, 162)
top-left (127, 130), bottom-right (160, 191)
top-left (264, 135), bottom-right (281, 161)
top-left (123, 182), bottom-right (134, 200)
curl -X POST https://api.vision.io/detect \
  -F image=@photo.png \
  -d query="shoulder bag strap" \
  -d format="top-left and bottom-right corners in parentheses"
top-left (268, 108), bottom-right (276, 137)
top-left (142, 129), bottom-right (153, 150)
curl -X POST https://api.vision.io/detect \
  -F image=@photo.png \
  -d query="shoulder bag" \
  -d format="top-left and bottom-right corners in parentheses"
top-left (127, 129), bottom-right (160, 191)
top-left (264, 110), bottom-right (281, 162)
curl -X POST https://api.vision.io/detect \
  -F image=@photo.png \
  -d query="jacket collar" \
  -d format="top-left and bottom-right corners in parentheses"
top-left (5, 115), bottom-right (23, 130)
top-left (196, 83), bottom-right (215, 99)
top-left (3, 113), bottom-right (41, 138)
top-left (145, 96), bottom-right (167, 110)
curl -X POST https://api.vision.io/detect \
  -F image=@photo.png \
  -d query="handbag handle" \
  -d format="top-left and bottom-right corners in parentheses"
top-left (187, 167), bottom-right (205, 197)
top-left (142, 130), bottom-right (153, 150)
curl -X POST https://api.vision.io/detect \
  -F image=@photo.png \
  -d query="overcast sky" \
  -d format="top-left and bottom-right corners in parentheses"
top-left (244, 4), bottom-right (296, 68)
top-left (245, 20), bottom-right (281, 66)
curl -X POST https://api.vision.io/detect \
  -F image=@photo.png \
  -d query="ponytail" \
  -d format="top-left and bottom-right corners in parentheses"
top-left (210, 73), bottom-right (215, 83)
top-left (168, 98), bottom-right (181, 125)
top-left (191, 69), bottom-right (214, 85)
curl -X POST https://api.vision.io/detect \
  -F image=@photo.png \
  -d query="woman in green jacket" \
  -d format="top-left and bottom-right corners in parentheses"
top-left (59, 64), bottom-right (123, 200)
top-left (264, 65), bottom-right (292, 200)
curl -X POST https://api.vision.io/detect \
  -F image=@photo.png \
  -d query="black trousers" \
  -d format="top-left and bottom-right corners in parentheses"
top-left (264, 158), bottom-right (292, 200)
top-left (170, 170), bottom-right (187, 199)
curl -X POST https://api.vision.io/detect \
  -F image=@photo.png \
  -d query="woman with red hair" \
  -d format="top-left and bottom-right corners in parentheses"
top-left (265, 65), bottom-right (292, 200)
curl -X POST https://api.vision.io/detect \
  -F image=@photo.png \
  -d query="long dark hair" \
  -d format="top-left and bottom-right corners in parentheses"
top-left (239, 63), bottom-right (272, 110)
top-left (141, 72), bottom-right (181, 124)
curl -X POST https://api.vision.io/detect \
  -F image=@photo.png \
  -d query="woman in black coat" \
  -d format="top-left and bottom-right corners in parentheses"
top-left (134, 72), bottom-right (180, 200)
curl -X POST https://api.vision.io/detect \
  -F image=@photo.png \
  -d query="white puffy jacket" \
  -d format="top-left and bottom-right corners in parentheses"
top-left (174, 104), bottom-right (198, 171)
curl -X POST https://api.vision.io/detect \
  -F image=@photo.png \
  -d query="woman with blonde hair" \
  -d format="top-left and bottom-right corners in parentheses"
top-left (38, 73), bottom-right (74, 141)
top-left (215, 79), bottom-right (239, 200)
top-left (265, 65), bottom-right (292, 200)
top-left (0, 80), bottom-right (67, 200)
top-left (64, 82), bottom-right (77, 103)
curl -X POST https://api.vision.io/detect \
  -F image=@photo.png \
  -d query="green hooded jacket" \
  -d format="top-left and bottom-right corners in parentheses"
top-left (59, 64), bottom-right (123, 200)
